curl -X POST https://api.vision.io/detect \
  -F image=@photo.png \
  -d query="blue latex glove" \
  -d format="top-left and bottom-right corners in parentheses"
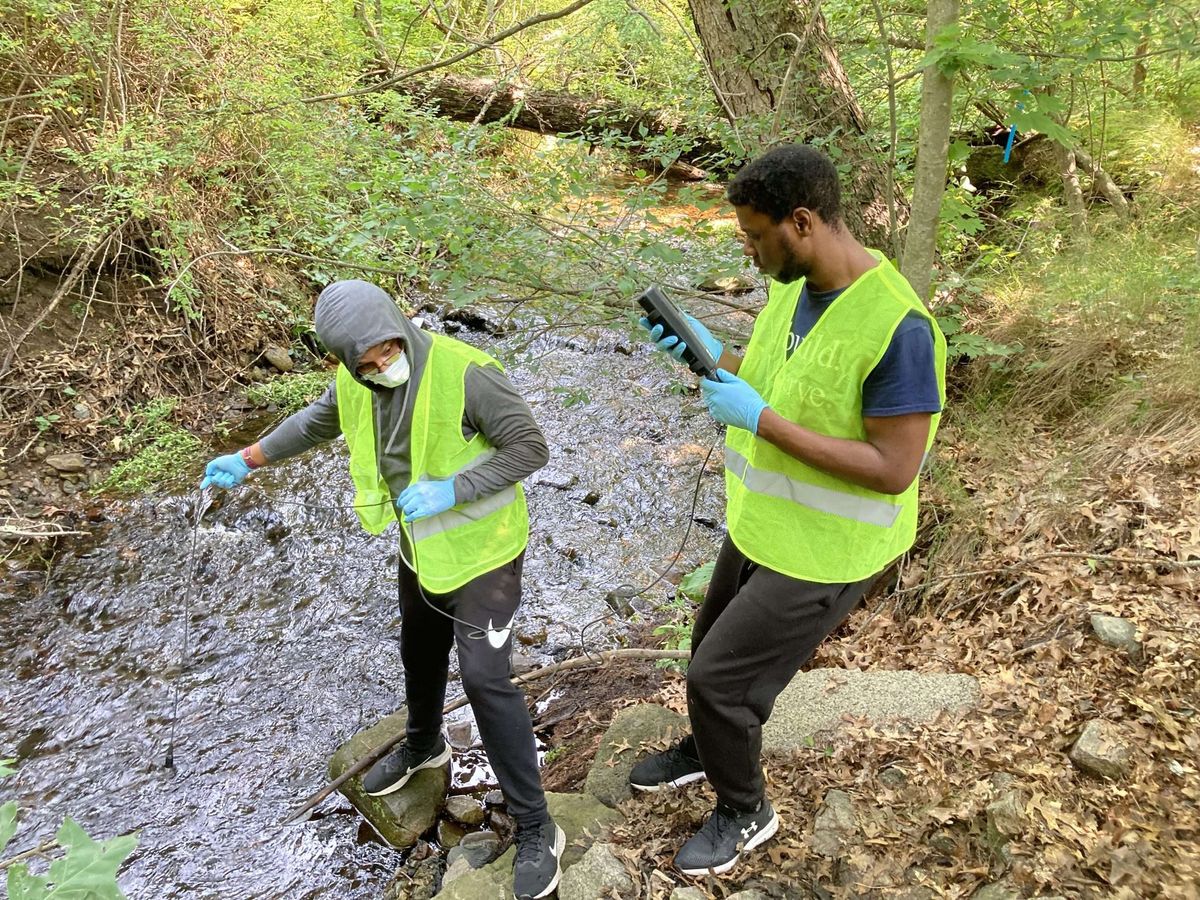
top-left (700, 369), bottom-right (769, 434)
top-left (396, 478), bottom-right (457, 522)
top-left (639, 315), bottom-right (723, 365)
top-left (201, 452), bottom-right (251, 489)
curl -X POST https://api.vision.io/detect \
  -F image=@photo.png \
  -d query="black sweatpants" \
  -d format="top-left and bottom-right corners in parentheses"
top-left (684, 536), bottom-right (876, 811)
top-left (398, 550), bottom-right (548, 826)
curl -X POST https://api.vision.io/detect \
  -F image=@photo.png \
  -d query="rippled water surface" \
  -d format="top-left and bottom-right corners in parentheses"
top-left (0, 314), bottom-right (745, 898)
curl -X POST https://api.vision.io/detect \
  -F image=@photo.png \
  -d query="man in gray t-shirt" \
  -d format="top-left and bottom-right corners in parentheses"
top-left (200, 280), bottom-right (564, 900)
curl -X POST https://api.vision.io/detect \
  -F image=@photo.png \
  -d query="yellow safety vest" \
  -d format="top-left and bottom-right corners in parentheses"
top-left (336, 334), bottom-right (529, 593)
top-left (725, 252), bottom-right (947, 583)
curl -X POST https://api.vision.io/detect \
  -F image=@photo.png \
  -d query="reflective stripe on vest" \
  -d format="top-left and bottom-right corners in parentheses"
top-left (408, 450), bottom-right (519, 542)
top-left (725, 446), bottom-right (902, 528)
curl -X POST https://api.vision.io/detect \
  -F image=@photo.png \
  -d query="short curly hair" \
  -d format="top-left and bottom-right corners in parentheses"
top-left (726, 144), bottom-right (843, 226)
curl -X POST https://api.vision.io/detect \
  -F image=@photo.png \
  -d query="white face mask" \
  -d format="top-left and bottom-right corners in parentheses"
top-left (363, 350), bottom-right (410, 388)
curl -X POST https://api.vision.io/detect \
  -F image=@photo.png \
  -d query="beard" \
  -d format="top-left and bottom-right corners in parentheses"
top-left (774, 246), bottom-right (809, 284)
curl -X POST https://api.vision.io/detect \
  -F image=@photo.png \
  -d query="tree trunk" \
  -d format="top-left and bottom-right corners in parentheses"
top-left (1073, 147), bottom-right (1131, 221)
top-left (396, 74), bottom-right (724, 171)
top-left (1054, 143), bottom-right (1089, 241)
top-left (901, 0), bottom-right (959, 303)
top-left (686, 0), bottom-right (903, 247)
top-left (1132, 32), bottom-right (1149, 97)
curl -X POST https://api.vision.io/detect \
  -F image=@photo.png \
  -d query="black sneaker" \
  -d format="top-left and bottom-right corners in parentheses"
top-left (674, 799), bottom-right (779, 876)
top-left (629, 739), bottom-right (707, 791)
top-left (361, 737), bottom-right (452, 797)
top-left (512, 816), bottom-right (566, 900)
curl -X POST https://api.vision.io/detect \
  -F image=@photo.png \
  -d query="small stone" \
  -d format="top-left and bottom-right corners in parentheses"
top-left (446, 829), bottom-right (500, 869)
top-left (879, 767), bottom-right (909, 788)
top-left (581, 490), bottom-right (601, 505)
top-left (516, 627), bottom-right (547, 646)
top-left (263, 345), bottom-right (294, 372)
top-left (487, 809), bottom-right (515, 837)
top-left (72, 402), bottom-right (91, 420)
top-left (726, 891), bottom-right (771, 900)
top-left (1090, 613), bottom-right (1142, 657)
top-left (444, 795), bottom-right (485, 827)
top-left (61, 481), bottom-right (78, 495)
top-left (534, 470), bottom-right (578, 490)
top-left (811, 789), bottom-right (859, 858)
top-left (482, 790), bottom-right (504, 807)
top-left (928, 829), bottom-right (957, 854)
top-left (1069, 719), bottom-right (1132, 779)
top-left (446, 721), bottom-right (473, 749)
top-left (986, 791), bottom-right (1025, 839)
top-left (557, 842), bottom-right (633, 900)
top-left (669, 889), bottom-right (708, 900)
top-left (510, 651), bottom-right (537, 676)
top-left (45, 453), bottom-right (86, 473)
top-left (586, 704), bottom-right (688, 808)
top-left (437, 818), bottom-right (465, 848)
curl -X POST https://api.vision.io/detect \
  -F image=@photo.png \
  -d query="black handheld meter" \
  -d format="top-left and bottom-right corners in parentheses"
top-left (635, 286), bottom-right (719, 379)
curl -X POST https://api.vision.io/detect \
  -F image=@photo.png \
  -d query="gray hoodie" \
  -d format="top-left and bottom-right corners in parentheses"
top-left (259, 280), bottom-right (548, 506)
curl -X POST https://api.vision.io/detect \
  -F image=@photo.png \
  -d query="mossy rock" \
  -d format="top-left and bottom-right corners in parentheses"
top-left (329, 707), bottom-right (449, 849)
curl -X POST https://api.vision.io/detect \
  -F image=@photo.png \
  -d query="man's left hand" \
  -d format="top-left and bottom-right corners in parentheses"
top-left (700, 369), bottom-right (769, 434)
top-left (396, 478), bottom-right (457, 522)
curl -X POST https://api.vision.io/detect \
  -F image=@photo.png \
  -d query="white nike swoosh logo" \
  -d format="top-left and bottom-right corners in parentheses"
top-left (486, 617), bottom-right (514, 650)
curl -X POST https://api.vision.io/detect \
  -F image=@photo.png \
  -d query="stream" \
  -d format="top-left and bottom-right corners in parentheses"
top-left (0, 309), bottom-right (745, 898)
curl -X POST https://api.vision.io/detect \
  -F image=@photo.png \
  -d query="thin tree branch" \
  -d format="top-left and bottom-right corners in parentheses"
top-left (296, 0), bottom-right (598, 105)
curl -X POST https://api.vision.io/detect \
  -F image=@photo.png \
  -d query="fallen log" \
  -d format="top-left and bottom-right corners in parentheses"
top-left (395, 74), bottom-right (723, 175)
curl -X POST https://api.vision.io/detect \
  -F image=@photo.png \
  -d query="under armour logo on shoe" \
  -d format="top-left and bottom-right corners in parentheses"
top-left (740, 821), bottom-right (758, 841)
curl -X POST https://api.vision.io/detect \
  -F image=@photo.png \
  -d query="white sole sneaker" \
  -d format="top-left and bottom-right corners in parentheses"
top-left (364, 742), bottom-right (452, 797)
top-left (630, 770), bottom-right (708, 792)
top-left (676, 806), bottom-right (780, 877)
top-left (529, 824), bottom-right (566, 899)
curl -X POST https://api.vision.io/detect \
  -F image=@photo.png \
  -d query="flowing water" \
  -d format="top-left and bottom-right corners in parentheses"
top-left (0, 311), bottom-right (743, 898)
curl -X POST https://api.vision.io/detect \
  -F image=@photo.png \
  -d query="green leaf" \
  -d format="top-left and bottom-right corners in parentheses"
top-left (679, 560), bottom-right (715, 601)
top-left (8, 864), bottom-right (51, 900)
top-left (0, 800), bottom-right (18, 855)
top-left (0, 758), bottom-right (16, 778)
top-left (43, 818), bottom-right (139, 899)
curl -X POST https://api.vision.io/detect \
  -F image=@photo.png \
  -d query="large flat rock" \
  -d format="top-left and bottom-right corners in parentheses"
top-left (329, 706), bottom-right (449, 849)
top-left (763, 668), bottom-right (979, 751)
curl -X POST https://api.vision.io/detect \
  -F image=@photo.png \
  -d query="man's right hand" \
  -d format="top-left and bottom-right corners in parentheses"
top-left (201, 452), bottom-right (251, 489)
top-left (639, 314), bottom-right (723, 364)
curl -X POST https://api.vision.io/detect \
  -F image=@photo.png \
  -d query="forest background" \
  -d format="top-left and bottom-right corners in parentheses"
top-left (1, 0), bottom-right (1198, 897)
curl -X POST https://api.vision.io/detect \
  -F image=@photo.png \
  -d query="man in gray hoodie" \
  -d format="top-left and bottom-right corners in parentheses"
top-left (201, 280), bottom-right (563, 899)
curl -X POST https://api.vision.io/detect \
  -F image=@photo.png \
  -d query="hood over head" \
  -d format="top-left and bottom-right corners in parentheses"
top-left (314, 280), bottom-right (431, 387)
